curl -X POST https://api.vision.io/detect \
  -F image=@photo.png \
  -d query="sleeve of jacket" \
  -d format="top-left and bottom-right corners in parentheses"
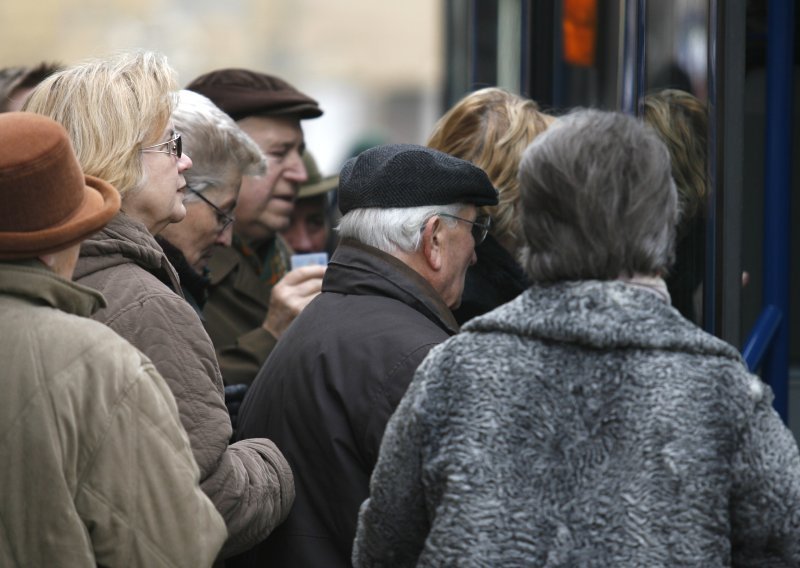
top-left (353, 359), bottom-right (436, 568)
top-left (76, 344), bottom-right (227, 568)
top-left (729, 376), bottom-right (800, 566)
top-left (106, 290), bottom-right (295, 558)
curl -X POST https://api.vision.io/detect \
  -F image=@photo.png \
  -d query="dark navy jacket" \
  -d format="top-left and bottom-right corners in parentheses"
top-left (231, 239), bottom-right (459, 568)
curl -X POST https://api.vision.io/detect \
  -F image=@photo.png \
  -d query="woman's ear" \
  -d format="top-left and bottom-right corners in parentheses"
top-left (421, 216), bottom-right (444, 271)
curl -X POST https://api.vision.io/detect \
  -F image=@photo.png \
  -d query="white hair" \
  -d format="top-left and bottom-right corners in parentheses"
top-left (336, 203), bottom-right (464, 253)
top-left (173, 89), bottom-right (265, 202)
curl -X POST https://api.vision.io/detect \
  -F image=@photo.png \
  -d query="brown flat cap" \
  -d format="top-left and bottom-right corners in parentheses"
top-left (186, 68), bottom-right (322, 122)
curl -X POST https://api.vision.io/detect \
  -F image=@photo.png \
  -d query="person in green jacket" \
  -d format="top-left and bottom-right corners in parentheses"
top-left (187, 69), bottom-right (327, 386)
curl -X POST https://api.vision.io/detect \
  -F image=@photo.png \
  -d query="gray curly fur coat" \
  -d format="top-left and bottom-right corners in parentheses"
top-left (353, 280), bottom-right (800, 567)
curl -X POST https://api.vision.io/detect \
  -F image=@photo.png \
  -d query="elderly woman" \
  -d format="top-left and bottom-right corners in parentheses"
top-left (24, 51), bottom-right (293, 559)
top-left (427, 87), bottom-right (554, 323)
top-left (353, 110), bottom-right (800, 566)
top-left (158, 89), bottom-right (265, 315)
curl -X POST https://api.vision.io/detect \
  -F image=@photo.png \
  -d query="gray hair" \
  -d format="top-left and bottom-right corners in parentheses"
top-left (337, 203), bottom-right (464, 254)
top-left (518, 109), bottom-right (679, 282)
top-left (173, 89), bottom-right (265, 200)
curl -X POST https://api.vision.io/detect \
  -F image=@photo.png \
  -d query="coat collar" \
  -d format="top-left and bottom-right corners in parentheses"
top-left (466, 279), bottom-right (741, 362)
top-left (0, 260), bottom-right (106, 317)
top-left (206, 234), bottom-right (290, 308)
top-left (324, 239), bottom-right (459, 335)
top-left (73, 212), bottom-right (182, 296)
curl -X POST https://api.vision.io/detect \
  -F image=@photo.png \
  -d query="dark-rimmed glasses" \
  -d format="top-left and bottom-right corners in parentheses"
top-left (141, 131), bottom-right (182, 159)
top-left (187, 187), bottom-right (235, 232)
top-left (436, 213), bottom-right (491, 245)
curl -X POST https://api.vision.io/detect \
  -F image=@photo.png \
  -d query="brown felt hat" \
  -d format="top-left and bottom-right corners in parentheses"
top-left (0, 112), bottom-right (120, 260)
top-left (299, 151), bottom-right (338, 200)
top-left (186, 68), bottom-right (322, 122)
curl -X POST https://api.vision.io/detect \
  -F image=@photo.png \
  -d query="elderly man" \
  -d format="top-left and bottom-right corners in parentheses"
top-left (0, 112), bottom-right (226, 566)
top-left (187, 69), bottom-right (326, 386)
top-left (281, 151), bottom-right (339, 254)
top-left (230, 144), bottom-right (498, 567)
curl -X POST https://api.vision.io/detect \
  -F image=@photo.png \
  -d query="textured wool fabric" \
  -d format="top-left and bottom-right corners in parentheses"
top-left (337, 144), bottom-right (498, 214)
top-left (354, 280), bottom-right (800, 567)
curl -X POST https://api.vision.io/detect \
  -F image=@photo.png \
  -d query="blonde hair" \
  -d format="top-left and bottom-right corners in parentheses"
top-left (427, 87), bottom-right (552, 249)
top-left (642, 89), bottom-right (708, 227)
top-left (23, 50), bottom-right (177, 197)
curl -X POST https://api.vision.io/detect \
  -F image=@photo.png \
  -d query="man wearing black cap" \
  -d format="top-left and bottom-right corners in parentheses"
top-left (187, 69), bottom-right (326, 387)
top-left (231, 144), bottom-right (498, 568)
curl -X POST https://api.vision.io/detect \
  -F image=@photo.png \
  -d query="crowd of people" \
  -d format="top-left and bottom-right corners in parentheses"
top-left (1, 50), bottom-right (799, 567)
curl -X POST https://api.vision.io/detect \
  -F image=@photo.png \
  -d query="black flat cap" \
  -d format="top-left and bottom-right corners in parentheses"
top-left (186, 68), bottom-right (322, 121)
top-left (338, 144), bottom-right (498, 215)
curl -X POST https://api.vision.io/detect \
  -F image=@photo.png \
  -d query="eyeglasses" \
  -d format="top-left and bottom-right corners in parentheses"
top-left (141, 131), bottom-right (182, 159)
top-left (187, 187), bottom-right (235, 232)
top-left (436, 213), bottom-right (491, 245)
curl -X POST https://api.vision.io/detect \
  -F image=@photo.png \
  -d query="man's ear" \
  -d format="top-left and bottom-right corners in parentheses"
top-left (421, 216), bottom-right (443, 271)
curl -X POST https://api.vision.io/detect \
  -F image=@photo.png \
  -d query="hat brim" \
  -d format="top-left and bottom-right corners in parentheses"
top-left (241, 102), bottom-right (323, 121)
top-left (298, 175), bottom-right (338, 199)
top-left (0, 174), bottom-right (120, 260)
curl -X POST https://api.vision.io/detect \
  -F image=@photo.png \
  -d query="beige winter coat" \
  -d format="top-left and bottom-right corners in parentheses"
top-left (0, 261), bottom-right (227, 566)
top-left (72, 213), bottom-right (294, 558)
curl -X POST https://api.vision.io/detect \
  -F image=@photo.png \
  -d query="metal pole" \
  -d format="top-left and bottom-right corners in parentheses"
top-left (620, 0), bottom-right (639, 113)
top-left (763, 0), bottom-right (794, 421)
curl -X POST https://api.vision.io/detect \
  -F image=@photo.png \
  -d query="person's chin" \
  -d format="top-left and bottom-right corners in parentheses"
top-left (264, 214), bottom-right (292, 234)
top-left (171, 205), bottom-right (187, 224)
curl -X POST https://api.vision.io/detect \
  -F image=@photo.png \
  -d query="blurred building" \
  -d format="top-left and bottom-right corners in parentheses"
top-left (0, 0), bottom-right (443, 173)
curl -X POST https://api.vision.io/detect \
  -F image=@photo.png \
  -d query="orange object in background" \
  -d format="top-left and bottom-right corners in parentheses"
top-left (563, 0), bottom-right (598, 66)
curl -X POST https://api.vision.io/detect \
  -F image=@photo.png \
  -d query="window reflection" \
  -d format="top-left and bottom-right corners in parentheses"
top-left (643, 0), bottom-right (708, 325)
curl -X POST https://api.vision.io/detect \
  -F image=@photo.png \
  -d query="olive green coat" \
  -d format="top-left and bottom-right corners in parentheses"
top-left (203, 235), bottom-right (292, 386)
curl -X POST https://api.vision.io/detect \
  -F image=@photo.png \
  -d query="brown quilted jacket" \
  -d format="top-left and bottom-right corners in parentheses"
top-left (72, 213), bottom-right (295, 558)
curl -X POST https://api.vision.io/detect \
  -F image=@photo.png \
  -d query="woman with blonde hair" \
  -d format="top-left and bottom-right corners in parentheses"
top-left (427, 87), bottom-right (554, 323)
top-left (642, 89), bottom-right (708, 323)
top-left (24, 51), bottom-right (293, 559)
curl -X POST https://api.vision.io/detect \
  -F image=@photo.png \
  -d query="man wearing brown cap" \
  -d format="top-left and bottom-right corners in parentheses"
top-left (231, 144), bottom-right (498, 567)
top-left (0, 112), bottom-right (226, 566)
top-left (187, 69), bottom-right (326, 386)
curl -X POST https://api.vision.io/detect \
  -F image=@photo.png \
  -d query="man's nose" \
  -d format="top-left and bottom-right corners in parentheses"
top-left (283, 151), bottom-right (308, 184)
top-left (217, 223), bottom-right (234, 246)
